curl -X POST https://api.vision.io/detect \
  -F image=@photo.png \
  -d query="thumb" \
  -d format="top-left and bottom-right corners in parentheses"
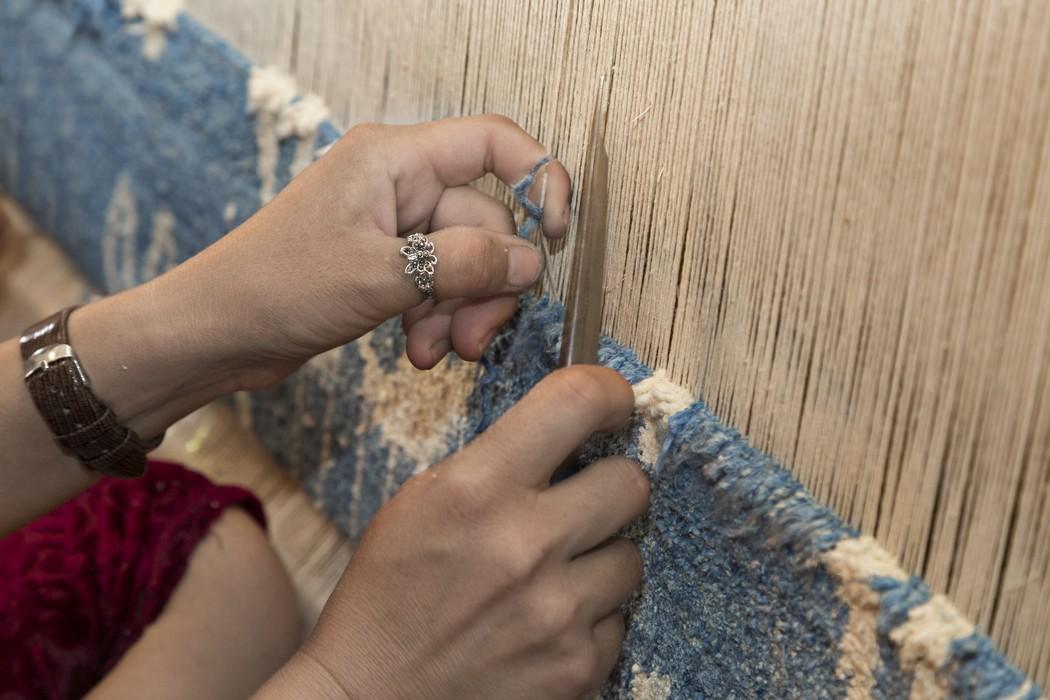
top-left (371, 226), bottom-right (543, 314)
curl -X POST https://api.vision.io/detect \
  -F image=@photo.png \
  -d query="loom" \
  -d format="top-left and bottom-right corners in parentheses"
top-left (1, 0), bottom-right (1047, 696)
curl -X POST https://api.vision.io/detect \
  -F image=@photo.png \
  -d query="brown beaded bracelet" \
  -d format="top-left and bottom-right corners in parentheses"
top-left (19, 306), bottom-right (163, 478)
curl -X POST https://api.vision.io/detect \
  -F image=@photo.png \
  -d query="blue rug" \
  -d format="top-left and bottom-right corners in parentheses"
top-left (1, 2), bottom-right (1043, 697)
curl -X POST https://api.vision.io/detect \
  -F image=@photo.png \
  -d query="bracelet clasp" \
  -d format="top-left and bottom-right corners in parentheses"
top-left (24, 344), bottom-right (88, 384)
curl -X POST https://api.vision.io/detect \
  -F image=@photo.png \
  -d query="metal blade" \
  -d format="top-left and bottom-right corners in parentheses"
top-left (559, 76), bottom-right (609, 367)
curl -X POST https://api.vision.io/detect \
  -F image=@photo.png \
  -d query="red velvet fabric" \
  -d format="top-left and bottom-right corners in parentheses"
top-left (0, 460), bottom-right (265, 699)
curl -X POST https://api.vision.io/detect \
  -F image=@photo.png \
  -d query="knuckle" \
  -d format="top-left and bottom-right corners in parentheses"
top-left (514, 527), bottom-right (558, 570)
top-left (484, 523), bottom-right (546, 585)
top-left (550, 366), bottom-right (608, 411)
top-left (482, 113), bottom-right (517, 129)
top-left (498, 535), bottom-right (540, 582)
top-left (528, 591), bottom-right (576, 640)
top-left (456, 233), bottom-right (503, 291)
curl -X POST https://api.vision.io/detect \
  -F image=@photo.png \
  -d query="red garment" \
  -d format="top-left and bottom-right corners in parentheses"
top-left (0, 460), bottom-right (265, 699)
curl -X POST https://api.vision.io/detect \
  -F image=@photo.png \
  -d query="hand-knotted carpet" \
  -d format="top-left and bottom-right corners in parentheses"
top-left (0, 2), bottom-right (1043, 697)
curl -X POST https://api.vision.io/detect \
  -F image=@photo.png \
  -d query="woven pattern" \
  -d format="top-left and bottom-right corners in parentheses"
top-left (0, 2), bottom-right (1043, 697)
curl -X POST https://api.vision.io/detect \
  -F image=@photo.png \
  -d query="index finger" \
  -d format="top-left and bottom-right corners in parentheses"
top-left (465, 366), bottom-right (635, 489)
top-left (401, 114), bottom-right (572, 238)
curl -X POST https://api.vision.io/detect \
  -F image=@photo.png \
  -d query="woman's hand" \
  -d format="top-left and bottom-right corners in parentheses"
top-left (260, 366), bottom-right (650, 700)
top-left (1, 115), bottom-right (572, 531)
top-left (177, 114), bottom-right (571, 388)
top-left (52, 115), bottom-right (570, 445)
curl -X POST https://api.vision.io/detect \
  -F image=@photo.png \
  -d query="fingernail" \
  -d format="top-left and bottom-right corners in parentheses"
top-left (507, 245), bottom-right (542, 288)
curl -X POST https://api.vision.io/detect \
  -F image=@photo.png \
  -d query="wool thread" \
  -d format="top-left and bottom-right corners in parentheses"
top-left (510, 155), bottom-right (551, 239)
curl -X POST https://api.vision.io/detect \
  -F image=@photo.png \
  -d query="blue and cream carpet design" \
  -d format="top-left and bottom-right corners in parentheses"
top-left (0, 2), bottom-right (1043, 697)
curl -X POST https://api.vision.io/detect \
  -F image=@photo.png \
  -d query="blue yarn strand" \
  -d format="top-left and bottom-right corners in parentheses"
top-left (511, 155), bottom-right (551, 239)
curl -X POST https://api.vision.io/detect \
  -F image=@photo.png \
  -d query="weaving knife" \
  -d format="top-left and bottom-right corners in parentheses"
top-left (554, 77), bottom-right (610, 477)
top-left (559, 77), bottom-right (609, 368)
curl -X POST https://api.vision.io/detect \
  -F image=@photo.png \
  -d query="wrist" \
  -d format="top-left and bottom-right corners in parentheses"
top-left (254, 650), bottom-right (353, 700)
top-left (69, 275), bottom-right (239, 439)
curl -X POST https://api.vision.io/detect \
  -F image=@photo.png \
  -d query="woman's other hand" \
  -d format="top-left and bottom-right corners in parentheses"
top-left (260, 366), bottom-right (649, 700)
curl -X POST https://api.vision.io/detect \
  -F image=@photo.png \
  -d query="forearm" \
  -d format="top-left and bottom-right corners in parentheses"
top-left (0, 335), bottom-right (97, 534)
top-left (0, 271), bottom-right (238, 535)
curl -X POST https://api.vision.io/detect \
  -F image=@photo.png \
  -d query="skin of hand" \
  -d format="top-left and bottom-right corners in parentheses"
top-left (0, 114), bottom-right (573, 533)
top-left (3, 114), bottom-right (650, 697)
top-left (171, 114), bottom-right (573, 390)
top-left (259, 366), bottom-right (649, 700)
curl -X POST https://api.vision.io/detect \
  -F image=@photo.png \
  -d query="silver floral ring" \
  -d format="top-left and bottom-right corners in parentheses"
top-left (400, 233), bottom-right (438, 299)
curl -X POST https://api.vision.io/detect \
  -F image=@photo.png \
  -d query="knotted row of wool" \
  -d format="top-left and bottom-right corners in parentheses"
top-left (0, 1), bottom-right (1042, 697)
